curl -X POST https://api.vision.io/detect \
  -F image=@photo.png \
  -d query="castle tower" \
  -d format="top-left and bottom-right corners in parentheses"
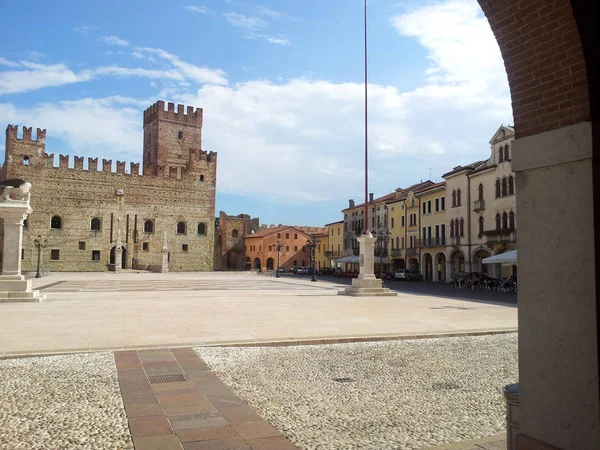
top-left (142, 101), bottom-right (203, 176)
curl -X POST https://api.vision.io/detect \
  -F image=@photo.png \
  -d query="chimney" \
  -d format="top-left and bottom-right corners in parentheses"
top-left (349, 199), bottom-right (355, 208)
top-left (369, 193), bottom-right (374, 202)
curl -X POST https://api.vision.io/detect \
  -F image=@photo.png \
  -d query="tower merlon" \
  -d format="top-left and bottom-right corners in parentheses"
top-left (143, 100), bottom-right (203, 127)
top-left (5, 125), bottom-right (47, 143)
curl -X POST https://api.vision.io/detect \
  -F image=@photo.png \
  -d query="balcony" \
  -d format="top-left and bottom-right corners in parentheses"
top-left (418, 237), bottom-right (446, 247)
top-left (450, 236), bottom-right (461, 246)
top-left (324, 250), bottom-right (343, 259)
top-left (484, 228), bottom-right (517, 245)
top-left (391, 248), bottom-right (403, 258)
top-left (405, 248), bottom-right (417, 257)
top-left (473, 200), bottom-right (485, 212)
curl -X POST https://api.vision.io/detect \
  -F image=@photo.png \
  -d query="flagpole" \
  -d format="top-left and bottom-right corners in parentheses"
top-left (363, 0), bottom-right (370, 235)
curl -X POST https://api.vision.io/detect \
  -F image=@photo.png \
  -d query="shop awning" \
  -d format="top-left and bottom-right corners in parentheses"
top-left (482, 250), bottom-right (517, 266)
top-left (335, 255), bottom-right (360, 264)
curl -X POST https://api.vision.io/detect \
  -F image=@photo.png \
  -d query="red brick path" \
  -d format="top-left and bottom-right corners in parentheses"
top-left (114, 348), bottom-right (299, 450)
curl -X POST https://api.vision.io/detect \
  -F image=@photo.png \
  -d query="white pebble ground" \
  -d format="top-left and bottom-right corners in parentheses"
top-left (0, 352), bottom-right (133, 450)
top-left (196, 333), bottom-right (518, 450)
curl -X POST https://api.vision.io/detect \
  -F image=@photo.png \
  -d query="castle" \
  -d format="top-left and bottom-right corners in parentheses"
top-left (0, 101), bottom-right (217, 272)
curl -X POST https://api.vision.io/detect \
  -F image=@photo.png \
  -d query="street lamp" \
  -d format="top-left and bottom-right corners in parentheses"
top-left (377, 228), bottom-right (391, 287)
top-left (33, 235), bottom-right (48, 278)
top-left (306, 235), bottom-right (321, 282)
top-left (275, 239), bottom-right (284, 278)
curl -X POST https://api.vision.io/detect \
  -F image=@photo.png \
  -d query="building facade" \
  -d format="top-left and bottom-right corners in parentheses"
top-left (213, 211), bottom-right (260, 271)
top-left (0, 101), bottom-right (217, 273)
top-left (416, 182), bottom-right (447, 281)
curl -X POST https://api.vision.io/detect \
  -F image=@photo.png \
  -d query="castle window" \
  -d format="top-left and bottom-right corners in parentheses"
top-left (91, 217), bottom-right (101, 231)
top-left (502, 177), bottom-right (508, 197)
top-left (502, 212), bottom-right (508, 230)
top-left (499, 147), bottom-right (504, 162)
top-left (459, 218), bottom-right (464, 237)
top-left (197, 223), bottom-right (207, 235)
top-left (478, 216), bottom-right (484, 236)
top-left (294, 246), bottom-right (298, 251)
top-left (457, 189), bottom-right (462, 206)
top-left (232, 229), bottom-right (239, 238)
top-left (50, 249), bottom-right (60, 261)
top-left (23, 219), bottom-right (28, 228)
top-left (142, 242), bottom-right (149, 252)
top-left (199, 175), bottom-right (205, 182)
top-left (495, 179), bottom-right (501, 198)
top-left (178, 131), bottom-right (183, 140)
top-left (144, 220), bottom-right (154, 233)
top-left (79, 241), bottom-right (86, 250)
top-left (452, 190), bottom-right (456, 207)
top-left (508, 175), bottom-right (515, 195)
top-left (505, 145), bottom-right (510, 161)
top-left (176, 222), bottom-right (186, 235)
top-left (23, 156), bottom-right (30, 166)
top-left (50, 216), bottom-right (62, 229)
top-left (92, 250), bottom-right (101, 261)
top-left (294, 233), bottom-right (298, 239)
top-left (496, 213), bottom-right (501, 231)
top-left (286, 233), bottom-right (290, 239)
top-left (182, 244), bottom-right (189, 252)
top-left (286, 246), bottom-right (290, 252)
top-left (509, 211), bottom-right (515, 229)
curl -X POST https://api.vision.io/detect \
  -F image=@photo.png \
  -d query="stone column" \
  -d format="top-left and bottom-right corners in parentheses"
top-left (339, 232), bottom-right (396, 296)
top-left (161, 230), bottom-right (169, 273)
top-left (113, 217), bottom-right (122, 273)
top-left (513, 122), bottom-right (600, 450)
top-left (0, 198), bottom-right (45, 302)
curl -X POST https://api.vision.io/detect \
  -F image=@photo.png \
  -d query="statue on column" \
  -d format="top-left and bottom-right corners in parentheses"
top-left (161, 230), bottom-right (169, 273)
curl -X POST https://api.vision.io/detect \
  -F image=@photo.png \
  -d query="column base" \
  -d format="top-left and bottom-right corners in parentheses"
top-left (338, 277), bottom-right (398, 296)
top-left (0, 279), bottom-right (45, 303)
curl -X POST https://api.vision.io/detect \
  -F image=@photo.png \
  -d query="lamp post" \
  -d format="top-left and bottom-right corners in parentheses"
top-left (275, 239), bottom-right (284, 278)
top-left (33, 235), bottom-right (48, 278)
top-left (377, 229), bottom-right (391, 287)
top-left (306, 235), bottom-right (321, 282)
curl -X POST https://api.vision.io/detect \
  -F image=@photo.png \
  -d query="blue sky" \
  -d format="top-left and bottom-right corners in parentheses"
top-left (0, 0), bottom-right (511, 227)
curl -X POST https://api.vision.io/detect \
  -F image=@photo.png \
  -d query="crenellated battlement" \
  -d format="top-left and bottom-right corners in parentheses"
top-left (143, 100), bottom-right (203, 127)
top-left (5, 125), bottom-right (47, 143)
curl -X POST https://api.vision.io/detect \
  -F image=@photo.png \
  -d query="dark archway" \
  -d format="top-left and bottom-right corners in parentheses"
top-left (266, 257), bottom-right (274, 270)
top-left (109, 246), bottom-right (127, 269)
top-left (245, 256), bottom-right (251, 270)
top-left (422, 253), bottom-right (433, 281)
top-left (472, 248), bottom-right (492, 274)
top-left (449, 250), bottom-right (464, 275)
top-left (435, 252), bottom-right (447, 282)
top-left (253, 257), bottom-right (261, 271)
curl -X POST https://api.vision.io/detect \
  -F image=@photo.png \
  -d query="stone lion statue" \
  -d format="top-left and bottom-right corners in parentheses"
top-left (0, 179), bottom-right (32, 203)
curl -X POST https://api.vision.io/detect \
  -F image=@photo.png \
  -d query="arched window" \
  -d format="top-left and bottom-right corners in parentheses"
top-left (505, 145), bottom-right (510, 161)
top-left (232, 229), bottom-right (238, 238)
top-left (396, 237), bottom-right (399, 248)
top-left (499, 147), bottom-right (504, 162)
top-left (508, 175), bottom-right (515, 195)
top-left (502, 212), bottom-right (508, 230)
top-left (452, 190), bottom-right (456, 207)
top-left (496, 213), bottom-right (501, 231)
top-left (509, 211), bottom-right (515, 229)
top-left (91, 217), bottom-right (101, 231)
top-left (177, 131), bottom-right (183, 139)
top-left (450, 219), bottom-right (455, 237)
top-left (197, 223), bottom-right (206, 235)
top-left (502, 177), bottom-right (508, 196)
top-left (176, 222), bottom-right (186, 234)
top-left (478, 183), bottom-right (484, 201)
top-left (459, 218), bottom-right (464, 236)
top-left (144, 220), bottom-right (154, 233)
top-left (23, 156), bottom-right (30, 166)
top-left (495, 179), bottom-right (501, 198)
top-left (50, 215), bottom-right (62, 229)
top-left (479, 216), bottom-right (484, 236)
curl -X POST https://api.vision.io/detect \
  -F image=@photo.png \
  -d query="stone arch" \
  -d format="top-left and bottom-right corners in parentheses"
top-left (434, 251), bottom-right (447, 282)
top-left (408, 257), bottom-right (419, 273)
top-left (245, 256), bottom-right (251, 270)
top-left (232, 229), bottom-right (239, 238)
top-left (266, 257), bottom-right (274, 270)
top-left (422, 252), bottom-right (433, 281)
top-left (472, 247), bottom-right (492, 274)
top-left (449, 249), bottom-right (464, 275)
top-left (109, 246), bottom-right (126, 269)
top-left (253, 257), bottom-right (261, 271)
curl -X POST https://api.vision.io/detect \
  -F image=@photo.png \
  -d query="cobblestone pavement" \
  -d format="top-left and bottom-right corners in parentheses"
top-left (0, 353), bottom-right (132, 450)
top-left (196, 334), bottom-right (518, 450)
top-left (0, 272), bottom-right (516, 356)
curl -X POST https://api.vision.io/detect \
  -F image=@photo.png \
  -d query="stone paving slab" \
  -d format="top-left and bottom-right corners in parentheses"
top-left (422, 433), bottom-right (506, 449)
top-left (115, 347), bottom-right (299, 450)
top-left (0, 272), bottom-right (517, 356)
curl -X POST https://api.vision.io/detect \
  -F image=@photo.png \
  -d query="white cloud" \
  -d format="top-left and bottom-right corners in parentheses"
top-left (224, 12), bottom-right (267, 31)
top-left (0, 57), bottom-right (19, 67)
top-left (183, 5), bottom-right (208, 13)
top-left (262, 36), bottom-right (290, 46)
top-left (73, 25), bottom-right (91, 34)
top-left (255, 5), bottom-right (282, 19)
top-left (0, 62), bottom-right (92, 94)
top-left (100, 36), bottom-right (130, 46)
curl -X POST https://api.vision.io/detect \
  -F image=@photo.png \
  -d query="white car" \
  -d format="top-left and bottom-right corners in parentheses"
top-left (394, 269), bottom-right (423, 281)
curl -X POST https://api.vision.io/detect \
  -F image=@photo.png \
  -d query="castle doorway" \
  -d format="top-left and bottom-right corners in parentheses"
top-left (109, 246), bottom-right (127, 269)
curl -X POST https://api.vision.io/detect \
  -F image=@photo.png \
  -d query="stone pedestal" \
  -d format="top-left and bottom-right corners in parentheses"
top-left (339, 233), bottom-right (397, 296)
top-left (0, 201), bottom-right (45, 302)
top-left (160, 230), bottom-right (169, 273)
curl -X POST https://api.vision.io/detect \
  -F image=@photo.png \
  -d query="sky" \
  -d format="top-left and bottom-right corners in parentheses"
top-left (0, 0), bottom-right (512, 227)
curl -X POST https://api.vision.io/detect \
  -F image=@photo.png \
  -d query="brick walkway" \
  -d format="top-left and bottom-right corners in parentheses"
top-left (114, 347), bottom-right (299, 450)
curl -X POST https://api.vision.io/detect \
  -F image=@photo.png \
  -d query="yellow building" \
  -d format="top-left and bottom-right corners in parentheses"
top-left (314, 232), bottom-right (329, 270)
top-left (415, 182), bottom-right (447, 281)
top-left (325, 220), bottom-right (344, 269)
top-left (387, 197), bottom-right (406, 270)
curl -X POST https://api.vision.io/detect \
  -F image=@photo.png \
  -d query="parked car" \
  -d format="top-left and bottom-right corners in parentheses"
top-left (277, 266), bottom-right (285, 273)
top-left (291, 266), bottom-right (299, 274)
top-left (394, 269), bottom-right (423, 281)
top-left (385, 271), bottom-right (396, 280)
top-left (296, 267), bottom-right (307, 274)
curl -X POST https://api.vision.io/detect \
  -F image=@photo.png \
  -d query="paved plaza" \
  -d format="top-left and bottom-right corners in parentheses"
top-left (0, 272), bottom-right (516, 356)
top-left (0, 272), bottom-right (516, 449)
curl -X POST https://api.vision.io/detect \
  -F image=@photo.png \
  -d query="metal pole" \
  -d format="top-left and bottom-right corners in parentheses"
top-left (311, 244), bottom-right (317, 282)
top-left (276, 247), bottom-right (280, 278)
top-left (363, 0), bottom-right (369, 235)
top-left (35, 242), bottom-right (41, 278)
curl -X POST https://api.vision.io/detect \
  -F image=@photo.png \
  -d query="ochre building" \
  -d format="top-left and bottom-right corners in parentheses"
top-left (0, 101), bottom-right (217, 273)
